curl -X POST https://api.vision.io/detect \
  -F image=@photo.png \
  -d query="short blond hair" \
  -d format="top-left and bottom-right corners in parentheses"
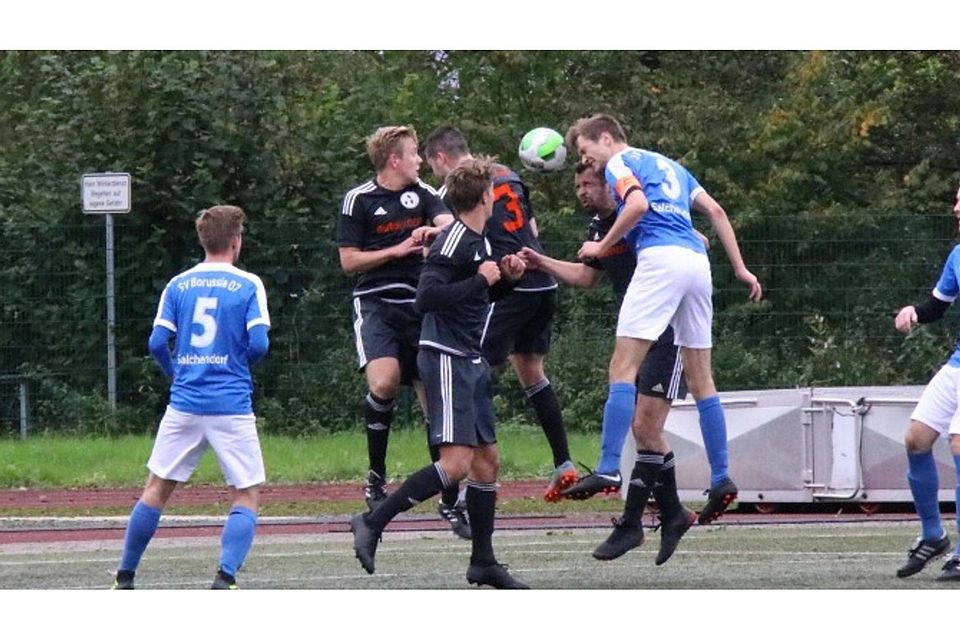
top-left (366, 126), bottom-right (418, 170)
top-left (566, 113), bottom-right (628, 150)
top-left (196, 205), bottom-right (245, 254)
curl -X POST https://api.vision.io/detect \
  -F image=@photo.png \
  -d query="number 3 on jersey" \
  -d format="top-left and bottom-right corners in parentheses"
top-left (190, 297), bottom-right (218, 348)
top-left (494, 184), bottom-right (525, 232)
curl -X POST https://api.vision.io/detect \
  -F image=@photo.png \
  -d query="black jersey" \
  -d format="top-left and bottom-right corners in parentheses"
top-left (583, 209), bottom-right (637, 303)
top-left (441, 165), bottom-right (557, 293)
top-left (416, 219), bottom-right (512, 358)
top-left (338, 178), bottom-right (449, 299)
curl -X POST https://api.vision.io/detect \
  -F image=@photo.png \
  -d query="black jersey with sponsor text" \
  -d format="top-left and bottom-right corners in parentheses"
top-left (582, 208), bottom-right (637, 304)
top-left (337, 178), bottom-right (448, 299)
top-left (441, 164), bottom-right (557, 293)
top-left (416, 219), bottom-right (512, 358)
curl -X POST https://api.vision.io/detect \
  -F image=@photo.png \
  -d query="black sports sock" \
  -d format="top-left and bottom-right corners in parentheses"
top-left (622, 450), bottom-right (664, 525)
top-left (428, 443), bottom-right (461, 507)
top-left (365, 392), bottom-right (395, 479)
top-left (525, 379), bottom-right (570, 467)
top-left (651, 451), bottom-right (682, 518)
top-left (366, 463), bottom-right (449, 531)
top-left (466, 481), bottom-right (497, 567)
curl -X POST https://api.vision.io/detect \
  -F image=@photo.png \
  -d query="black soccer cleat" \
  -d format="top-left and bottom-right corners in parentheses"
top-left (211, 569), bottom-right (238, 590)
top-left (111, 570), bottom-right (135, 590)
top-left (592, 517), bottom-right (645, 561)
top-left (655, 507), bottom-right (697, 566)
top-left (350, 512), bottom-right (381, 575)
top-left (561, 468), bottom-right (622, 501)
top-left (697, 478), bottom-right (738, 525)
top-left (364, 470), bottom-right (389, 512)
top-left (438, 501), bottom-right (472, 540)
top-left (937, 555), bottom-right (960, 582)
top-left (466, 563), bottom-right (529, 589)
top-left (897, 533), bottom-right (951, 578)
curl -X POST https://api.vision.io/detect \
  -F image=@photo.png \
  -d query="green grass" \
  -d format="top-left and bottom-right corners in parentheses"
top-left (0, 424), bottom-right (601, 488)
top-left (1, 522), bottom-right (948, 590)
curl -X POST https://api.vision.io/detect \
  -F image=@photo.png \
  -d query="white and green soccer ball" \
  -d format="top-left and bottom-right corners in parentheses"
top-left (518, 127), bottom-right (567, 172)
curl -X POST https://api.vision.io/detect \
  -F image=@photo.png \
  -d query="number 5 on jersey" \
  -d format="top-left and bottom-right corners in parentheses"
top-left (191, 297), bottom-right (218, 348)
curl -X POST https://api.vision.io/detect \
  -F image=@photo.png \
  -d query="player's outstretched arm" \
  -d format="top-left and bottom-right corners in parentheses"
top-left (338, 239), bottom-right (422, 274)
top-left (578, 189), bottom-right (647, 261)
top-left (148, 325), bottom-right (175, 379)
top-left (897, 296), bottom-right (951, 333)
top-left (693, 192), bottom-right (762, 302)
top-left (518, 247), bottom-right (601, 288)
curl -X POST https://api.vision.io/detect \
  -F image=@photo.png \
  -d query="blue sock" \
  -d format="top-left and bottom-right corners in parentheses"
top-left (696, 395), bottom-right (729, 487)
top-left (954, 455), bottom-right (960, 555)
top-left (219, 506), bottom-right (257, 577)
top-left (119, 500), bottom-right (162, 572)
top-left (907, 451), bottom-right (943, 541)
top-left (596, 382), bottom-right (636, 474)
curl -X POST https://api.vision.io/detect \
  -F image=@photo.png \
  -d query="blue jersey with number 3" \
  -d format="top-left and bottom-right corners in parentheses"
top-left (604, 147), bottom-right (706, 255)
top-left (933, 245), bottom-right (960, 366)
top-left (153, 262), bottom-right (270, 414)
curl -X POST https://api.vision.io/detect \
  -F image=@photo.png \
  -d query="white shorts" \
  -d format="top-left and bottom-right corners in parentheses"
top-left (910, 364), bottom-right (960, 437)
top-left (147, 406), bottom-right (266, 489)
top-left (616, 245), bottom-right (713, 349)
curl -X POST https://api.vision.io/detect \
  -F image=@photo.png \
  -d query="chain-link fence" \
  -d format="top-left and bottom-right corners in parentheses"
top-left (2, 204), bottom-right (957, 437)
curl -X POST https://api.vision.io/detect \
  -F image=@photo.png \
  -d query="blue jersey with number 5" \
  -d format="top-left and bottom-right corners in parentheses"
top-left (604, 147), bottom-right (706, 255)
top-left (153, 262), bottom-right (270, 414)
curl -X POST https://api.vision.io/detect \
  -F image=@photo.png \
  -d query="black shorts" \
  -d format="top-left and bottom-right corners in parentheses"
top-left (637, 326), bottom-right (688, 400)
top-left (481, 289), bottom-right (557, 366)
top-left (351, 295), bottom-right (421, 385)
top-left (418, 349), bottom-right (496, 448)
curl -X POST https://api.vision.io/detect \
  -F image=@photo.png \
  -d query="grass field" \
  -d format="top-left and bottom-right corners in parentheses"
top-left (3, 520), bottom-right (957, 590)
top-left (0, 424), bottom-right (599, 487)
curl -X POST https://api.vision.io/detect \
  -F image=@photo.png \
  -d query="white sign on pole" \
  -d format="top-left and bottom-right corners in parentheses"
top-left (81, 173), bottom-right (132, 214)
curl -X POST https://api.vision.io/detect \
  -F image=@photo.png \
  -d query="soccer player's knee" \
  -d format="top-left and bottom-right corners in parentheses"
top-left (368, 378), bottom-right (399, 401)
top-left (905, 421), bottom-right (937, 454)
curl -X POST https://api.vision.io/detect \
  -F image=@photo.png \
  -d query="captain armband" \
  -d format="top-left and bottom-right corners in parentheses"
top-left (914, 296), bottom-right (951, 323)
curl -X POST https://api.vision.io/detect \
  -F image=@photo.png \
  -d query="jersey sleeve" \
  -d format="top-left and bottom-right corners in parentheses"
top-left (418, 181), bottom-right (451, 223)
top-left (934, 246), bottom-right (960, 302)
top-left (686, 168), bottom-right (705, 203)
top-left (337, 193), bottom-right (367, 248)
top-left (153, 280), bottom-right (178, 333)
top-left (605, 152), bottom-right (642, 202)
top-left (245, 275), bottom-right (271, 331)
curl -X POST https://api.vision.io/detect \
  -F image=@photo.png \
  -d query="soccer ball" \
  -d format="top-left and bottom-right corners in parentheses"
top-left (518, 127), bottom-right (567, 172)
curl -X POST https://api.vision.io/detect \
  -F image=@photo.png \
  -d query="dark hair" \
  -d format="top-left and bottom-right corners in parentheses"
top-left (566, 113), bottom-right (628, 150)
top-left (424, 124), bottom-right (471, 160)
top-left (444, 156), bottom-right (494, 213)
top-left (196, 205), bottom-right (246, 254)
top-left (366, 125), bottom-right (418, 170)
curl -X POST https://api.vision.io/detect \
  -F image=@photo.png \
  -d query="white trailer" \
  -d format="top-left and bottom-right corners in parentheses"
top-left (619, 386), bottom-right (956, 510)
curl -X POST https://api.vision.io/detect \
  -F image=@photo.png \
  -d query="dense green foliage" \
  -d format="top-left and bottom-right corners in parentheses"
top-left (2, 51), bottom-right (960, 435)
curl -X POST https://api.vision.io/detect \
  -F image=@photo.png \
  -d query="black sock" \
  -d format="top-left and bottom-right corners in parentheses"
top-left (424, 417), bottom-right (461, 507)
top-left (622, 450), bottom-right (664, 525)
top-left (366, 463), bottom-right (449, 531)
top-left (651, 451), bottom-right (682, 518)
top-left (525, 379), bottom-right (570, 467)
top-left (365, 392), bottom-right (395, 479)
top-left (466, 481), bottom-right (497, 566)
